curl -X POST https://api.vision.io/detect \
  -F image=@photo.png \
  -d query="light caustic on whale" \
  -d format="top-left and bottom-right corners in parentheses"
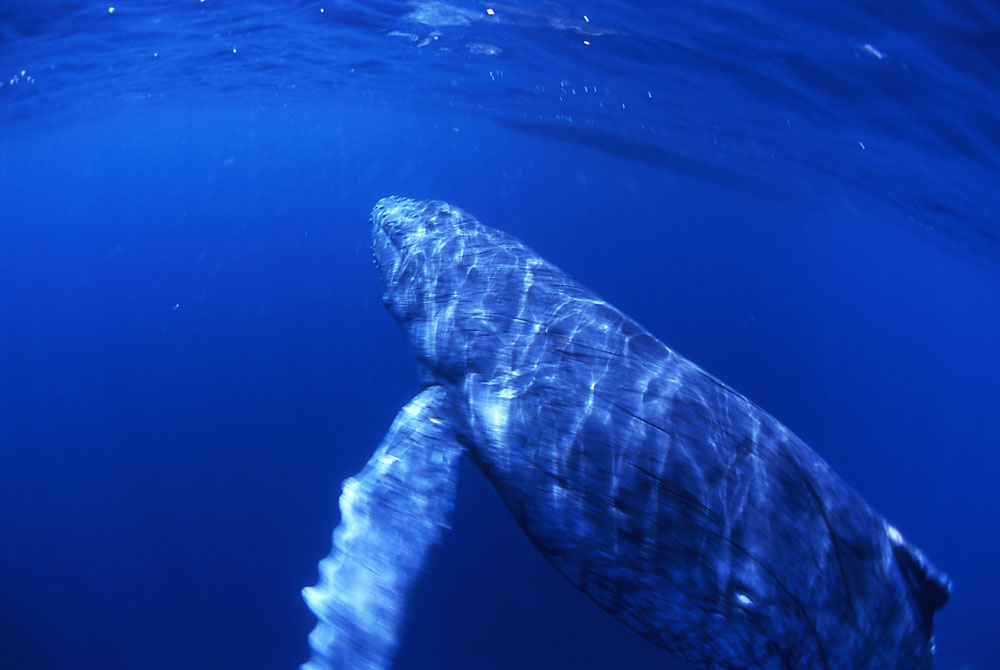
top-left (302, 197), bottom-right (951, 670)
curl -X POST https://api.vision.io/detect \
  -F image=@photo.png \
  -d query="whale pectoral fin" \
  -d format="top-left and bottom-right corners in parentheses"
top-left (301, 386), bottom-right (462, 670)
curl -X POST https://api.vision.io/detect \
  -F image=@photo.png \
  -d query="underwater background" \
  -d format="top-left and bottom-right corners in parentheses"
top-left (1, 1), bottom-right (998, 669)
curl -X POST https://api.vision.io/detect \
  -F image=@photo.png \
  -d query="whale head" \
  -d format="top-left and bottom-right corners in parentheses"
top-left (370, 196), bottom-right (554, 383)
top-left (371, 197), bottom-right (469, 297)
top-left (370, 197), bottom-right (491, 379)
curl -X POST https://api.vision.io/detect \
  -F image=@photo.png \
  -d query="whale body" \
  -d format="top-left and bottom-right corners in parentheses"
top-left (302, 197), bottom-right (950, 670)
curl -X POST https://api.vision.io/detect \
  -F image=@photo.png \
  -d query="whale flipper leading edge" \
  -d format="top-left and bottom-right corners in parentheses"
top-left (302, 197), bottom-right (950, 670)
top-left (302, 386), bottom-right (462, 670)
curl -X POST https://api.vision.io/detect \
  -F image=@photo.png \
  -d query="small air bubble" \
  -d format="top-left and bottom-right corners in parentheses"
top-left (108, 6), bottom-right (115, 13)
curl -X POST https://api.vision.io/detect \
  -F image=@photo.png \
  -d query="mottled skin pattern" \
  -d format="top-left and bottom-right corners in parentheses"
top-left (369, 197), bottom-right (950, 669)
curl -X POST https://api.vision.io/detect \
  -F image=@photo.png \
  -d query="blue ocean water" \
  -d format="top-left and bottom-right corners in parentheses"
top-left (0, 1), bottom-right (997, 669)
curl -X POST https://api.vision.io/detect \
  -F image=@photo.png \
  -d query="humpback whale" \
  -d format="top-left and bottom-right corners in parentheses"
top-left (302, 197), bottom-right (950, 670)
